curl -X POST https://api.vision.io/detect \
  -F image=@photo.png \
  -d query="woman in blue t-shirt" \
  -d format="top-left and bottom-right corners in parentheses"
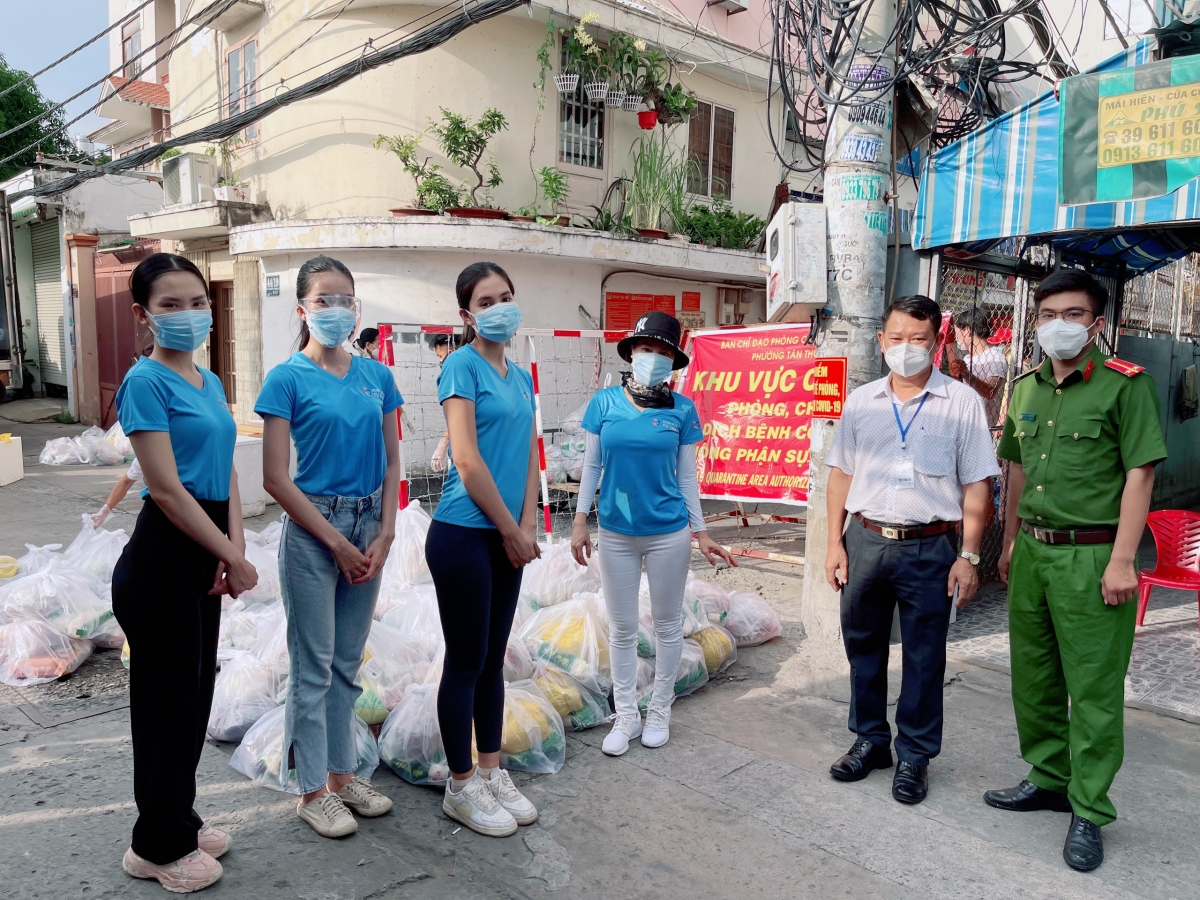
top-left (111, 253), bottom-right (258, 893)
top-left (257, 256), bottom-right (403, 839)
top-left (426, 262), bottom-right (542, 838)
top-left (569, 311), bottom-right (736, 757)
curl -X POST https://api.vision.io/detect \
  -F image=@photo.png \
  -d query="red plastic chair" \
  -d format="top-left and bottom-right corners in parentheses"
top-left (1138, 510), bottom-right (1200, 631)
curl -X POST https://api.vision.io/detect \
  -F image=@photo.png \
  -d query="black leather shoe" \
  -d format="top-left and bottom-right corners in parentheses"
top-left (984, 780), bottom-right (1073, 813)
top-left (891, 761), bottom-right (928, 804)
top-left (829, 739), bottom-right (894, 782)
top-left (1063, 814), bottom-right (1104, 872)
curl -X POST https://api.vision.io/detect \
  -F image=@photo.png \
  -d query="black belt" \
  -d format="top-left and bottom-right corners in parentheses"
top-left (1021, 522), bottom-right (1117, 545)
top-left (854, 513), bottom-right (957, 541)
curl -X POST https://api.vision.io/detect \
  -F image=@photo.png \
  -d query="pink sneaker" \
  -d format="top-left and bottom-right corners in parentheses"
top-left (197, 826), bottom-right (232, 859)
top-left (122, 847), bottom-right (223, 893)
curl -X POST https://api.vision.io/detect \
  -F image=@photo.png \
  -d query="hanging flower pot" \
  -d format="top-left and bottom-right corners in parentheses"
top-left (637, 109), bottom-right (659, 130)
top-left (583, 80), bottom-right (609, 104)
top-left (554, 72), bottom-right (580, 93)
top-left (605, 88), bottom-right (628, 109)
top-left (622, 93), bottom-right (643, 113)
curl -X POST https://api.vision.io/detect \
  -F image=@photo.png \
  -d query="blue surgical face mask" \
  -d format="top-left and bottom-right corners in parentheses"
top-left (306, 307), bottom-right (358, 348)
top-left (632, 351), bottom-right (674, 386)
top-left (149, 309), bottom-right (212, 352)
top-left (472, 302), bottom-right (522, 343)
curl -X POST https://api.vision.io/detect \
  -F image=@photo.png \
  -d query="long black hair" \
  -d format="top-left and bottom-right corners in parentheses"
top-left (455, 261), bottom-right (514, 345)
top-left (355, 327), bottom-right (380, 350)
top-left (295, 255), bottom-right (355, 351)
top-left (129, 253), bottom-right (209, 309)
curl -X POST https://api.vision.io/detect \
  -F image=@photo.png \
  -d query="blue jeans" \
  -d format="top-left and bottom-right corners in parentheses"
top-left (278, 488), bottom-right (382, 794)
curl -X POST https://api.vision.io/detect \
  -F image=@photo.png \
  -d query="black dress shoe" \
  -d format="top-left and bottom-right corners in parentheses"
top-left (892, 761), bottom-right (928, 804)
top-left (829, 739), bottom-right (894, 782)
top-left (1063, 814), bottom-right (1104, 872)
top-left (984, 780), bottom-right (1073, 813)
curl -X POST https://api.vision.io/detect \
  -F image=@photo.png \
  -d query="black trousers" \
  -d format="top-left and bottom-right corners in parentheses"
top-left (425, 520), bottom-right (524, 775)
top-left (840, 515), bottom-right (956, 766)
top-left (112, 497), bottom-right (227, 864)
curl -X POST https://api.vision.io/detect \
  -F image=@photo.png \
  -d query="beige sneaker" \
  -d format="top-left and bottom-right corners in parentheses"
top-left (197, 826), bottom-right (232, 859)
top-left (336, 776), bottom-right (394, 817)
top-left (122, 847), bottom-right (223, 893)
top-left (442, 773), bottom-right (518, 837)
top-left (484, 769), bottom-right (538, 825)
top-left (297, 792), bottom-right (358, 838)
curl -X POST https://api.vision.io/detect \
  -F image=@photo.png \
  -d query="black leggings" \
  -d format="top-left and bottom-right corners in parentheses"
top-left (112, 497), bottom-right (226, 865)
top-left (425, 520), bottom-right (524, 774)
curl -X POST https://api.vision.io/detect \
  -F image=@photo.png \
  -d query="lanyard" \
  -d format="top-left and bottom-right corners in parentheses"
top-left (891, 392), bottom-right (928, 451)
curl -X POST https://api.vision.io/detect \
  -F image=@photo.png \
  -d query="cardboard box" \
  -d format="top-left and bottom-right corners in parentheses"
top-left (0, 435), bottom-right (24, 486)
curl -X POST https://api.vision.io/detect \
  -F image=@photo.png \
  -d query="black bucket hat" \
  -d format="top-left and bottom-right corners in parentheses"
top-left (617, 310), bottom-right (690, 370)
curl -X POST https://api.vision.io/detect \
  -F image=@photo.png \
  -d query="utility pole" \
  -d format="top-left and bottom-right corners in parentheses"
top-left (801, 0), bottom-right (898, 640)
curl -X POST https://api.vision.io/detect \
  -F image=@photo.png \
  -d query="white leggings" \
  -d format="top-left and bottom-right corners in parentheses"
top-left (598, 526), bottom-right (692, 718)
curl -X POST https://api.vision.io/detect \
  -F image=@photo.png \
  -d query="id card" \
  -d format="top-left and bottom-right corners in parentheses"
top-left (894, 454), bottom-right (915, 490)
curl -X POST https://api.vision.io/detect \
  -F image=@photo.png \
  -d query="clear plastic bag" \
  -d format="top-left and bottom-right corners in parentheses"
top-left (356, 620), bottom-right (432, 725)
top-left (501, 680), bottom-right (566, 774)
top-left (378, 682), bottom-right (452, 786)
top-left (207, 651), bottom-right (282, 742)
top-left (531, 662), bottom-right (609, 731)
top-left (81, 426), bottom-right (126, 466)
top-left (638, 573), bottom-right (707, 637)
top-left (218, 600), bottom-right (282, 656)
top-left (519, 593), bottom-right (611, 695)
top-left (90, 615), bottom-right (125, 651)
top-left (724, 592), bottom-right (783, 647)
top-left (41, 427), bottom-right (127, 467)
top-left (62, 515), bottom-right (128, 584)
top-left (228, 540), bottom-right (280, 606)
top-left (560, 401), bottom-right (588, 435)
top-left (246, 521), bottom-right (283, 557)
top-left (379, 584), bottom-right (442, 657)
top-left (381, 500), bottom-right (433, 587)
top-left (688, 575), bottom-right (732, 626)
top-left (0, 562), bottom-right (113, 640)
top-left (689, 625), bottom-right (737, 675)
top-left (503, 631), bottom-right (535, 682)
top-left (0, 616), bottom-right (92, 686)
top-left (543, 445), bottom-right (568, 484)
top-left (519, 542), bottom-right (602, 611)
top-left (634, 642), bottom-right (708, 712)
top-left (120, 638), bottom-right (131, 670)
top-left (104, 421), bottom-right (134, 458)
top-left (17, 543), bottom-right (63, 577)
top-left (230, 704), bottom-right (378, 793)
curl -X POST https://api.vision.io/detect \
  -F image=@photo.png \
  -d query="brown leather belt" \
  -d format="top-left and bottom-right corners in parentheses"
top-left (854, 513), bottom-right (957, 541)
top-left (1021, 522), bottom-right (1117, 545)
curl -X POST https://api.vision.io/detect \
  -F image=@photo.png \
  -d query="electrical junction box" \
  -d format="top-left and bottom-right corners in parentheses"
top-left (766, 201), bottom-right (827, 323)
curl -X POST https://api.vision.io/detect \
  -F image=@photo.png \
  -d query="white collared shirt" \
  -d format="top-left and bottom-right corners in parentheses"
top-left (824, 367), bottom-right (1001, 525)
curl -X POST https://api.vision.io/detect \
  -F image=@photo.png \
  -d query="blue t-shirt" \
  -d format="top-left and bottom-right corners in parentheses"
top-left (255, 353), bottom-right (404, 498)
top-left (116, 357), bottom-right (236, 502)
top-left (434, 344), bottom-right (536, 529)
top-left (581, 386), bottom-right (703, 536)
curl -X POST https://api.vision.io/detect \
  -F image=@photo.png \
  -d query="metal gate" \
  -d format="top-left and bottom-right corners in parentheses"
top-left (94, 243), bottom-right (157, 427)
top-left (30, 219), bottom-right (65, 386)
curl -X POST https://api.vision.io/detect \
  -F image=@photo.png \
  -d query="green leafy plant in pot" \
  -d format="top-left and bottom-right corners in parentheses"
top-left (625, 130), bottom-right (692, 237)
top-left (372, 133), bottom-right (461, 214)
top-left (427, 107), bottom-right (508, 215)
top-left (655, 82), bottom-right (698, 125)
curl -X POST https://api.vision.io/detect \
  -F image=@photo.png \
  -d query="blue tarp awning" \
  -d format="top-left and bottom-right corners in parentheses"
top-left (913, 38), bottom-right (1200, 274)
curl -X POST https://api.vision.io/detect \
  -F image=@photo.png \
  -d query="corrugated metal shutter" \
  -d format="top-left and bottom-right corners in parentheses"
top-left (232, 257), bottom-right (261, 425)
top-left (31, 220), bottom-right (66, 385)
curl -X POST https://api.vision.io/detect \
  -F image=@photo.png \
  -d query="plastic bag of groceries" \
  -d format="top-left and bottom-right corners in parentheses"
top-left (689, 625), bottom-right (737, 675)
top-left (687, 574), bottom-right (731, 626)
top-left (207, 651), bottom-right (281, 742)
top-left (0, 556), bottom-right (17, 579)
top-left (560, 401), bottom-right (587, 436)
top-left (62, 515), bottom-right (128, 584)
top-left (81, 426), bottom-right (127, 466)
top-left (501, 680), bottom-right (566, 774)
top-left (104, 421), bottom-right (134, 458)
top-left (120, 638), bottom-right (130, 669)
top-left (635, 645), bottom-right (709, 712)
top-left (519, 542), bottom-right (602, 611)
top-left (557, 436), bottom-right (587, 483)
top-left (218, 600), bottom-right (284, 657)
top-left (17, 543), bottom-right (63, 576)
top-left (0, 616), bottom-right (93, 686)
top-left (724, 593), bottom-right (783, 647)
top-left (0, 562), bottom-right (114, 641)
top-left (89, 615), bottom-right (125, 650)
top-left (39, 437), bottom-right (91, 466)
top-left (637, 573), bottom-right (707, 637)
top-left (356, 620), bottom-right (431, 725)
top-left (503, 632), bottom-right (535, 682)
top-left (379, 583), bottom-right (442, 657)
top-left (246, 521), bottom-right (283, 557)
top-left (543, 445), bottom-right (568, 484)
top-left (519, 593), bottom-right (611, 695)
top-left (531, 662), bottom-right (609, 731)
top-left (378, 683), bottom-right (454, 785)
top-left (381, 501), bottom-right (433, 587)
top-left (230, 704), bottom-right (378, 793)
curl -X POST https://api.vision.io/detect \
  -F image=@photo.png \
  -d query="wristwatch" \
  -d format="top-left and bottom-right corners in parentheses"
top-left (959, 550), bottom-right (981, 566)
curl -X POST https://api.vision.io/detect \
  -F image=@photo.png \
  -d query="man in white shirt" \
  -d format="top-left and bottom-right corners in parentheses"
top-left (949, 308), bottom-right (1008, 422)
top-left (823, 295), bottom-right (1000, 805)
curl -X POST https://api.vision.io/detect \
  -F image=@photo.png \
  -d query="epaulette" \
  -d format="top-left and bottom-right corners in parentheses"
top-left (1103, 358), bottom-right (1145, 377)
top-left (1012, 368), bottom-right (1039, 383)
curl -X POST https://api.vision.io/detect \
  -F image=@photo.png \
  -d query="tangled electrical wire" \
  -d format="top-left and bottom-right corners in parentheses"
top-left (769, 0), bottom-right (1063, 173)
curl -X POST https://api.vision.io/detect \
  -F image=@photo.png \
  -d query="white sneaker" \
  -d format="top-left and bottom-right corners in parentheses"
top-left (336, 776), bottom-right (394, 817)
top-left (641, 705), bottom-right (671, 748)
top-left (297, 792), bottom-right (358, 838)
top-left (442, 773), bottom-right (518, 837)
top-left (483, 768), bottom-right (538, 825)
top-left (602, 713), bottom-right (643, 757)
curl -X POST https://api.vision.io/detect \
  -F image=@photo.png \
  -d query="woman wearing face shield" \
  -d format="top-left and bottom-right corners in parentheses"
top-left (257, 256), bottom-right (403, 839)
top-left (112, 253), bottom-right (258, 893)
top-left (425, 262), bottom-right (543, 838)
top-left (569, 311), bottom-right (737, 758)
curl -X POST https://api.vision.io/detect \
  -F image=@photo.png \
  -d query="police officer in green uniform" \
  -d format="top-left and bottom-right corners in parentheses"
top-left (986, 268), bottom-right (1167, 873)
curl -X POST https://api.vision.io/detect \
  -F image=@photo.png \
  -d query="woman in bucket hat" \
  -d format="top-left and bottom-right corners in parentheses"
top-left (570, 311), bottom-right (737, 755)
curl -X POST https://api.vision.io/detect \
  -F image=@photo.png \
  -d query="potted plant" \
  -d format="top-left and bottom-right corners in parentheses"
top-left (654, 82), bottom-right (698, 126)
top-left (208, 137), bottom-right (248, 202)
top-left (625, 130), bottom-right (690, 239)
top-left (535, 166), bottom-right (570, 226)
top-left (558, 12), bottom-right (603, 93)
top-left (372, 133), bottom-right (460, 214)
top-left (427, 107), bottom-right (509, 217)
top-left (638, 109), bottom-right (659, 129)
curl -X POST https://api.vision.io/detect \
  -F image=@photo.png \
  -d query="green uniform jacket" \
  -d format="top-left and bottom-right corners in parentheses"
top-left (996, 345), bottom-right (1167, 526)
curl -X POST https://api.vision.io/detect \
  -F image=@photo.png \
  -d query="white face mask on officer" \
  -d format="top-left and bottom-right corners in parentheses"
top-left (1037, 318), bottom-right (1098, 361)
top-left (885, 342), bottom-right (932, 377)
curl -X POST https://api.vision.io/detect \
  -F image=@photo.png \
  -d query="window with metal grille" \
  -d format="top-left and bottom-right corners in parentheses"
top-left (557, 50), bottom-right (604, 169)
top-left (226, 39), bottom-right (258, 140)
top-left (688, 101), bottom-right (734, 199)
top-left (122, 18), bottom-right (142, 79)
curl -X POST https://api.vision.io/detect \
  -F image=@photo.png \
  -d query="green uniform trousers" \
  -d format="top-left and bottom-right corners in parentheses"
top-left (1008, 530), bottom-right (1136, 826)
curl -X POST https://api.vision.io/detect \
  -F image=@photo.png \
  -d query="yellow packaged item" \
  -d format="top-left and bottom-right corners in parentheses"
top-left (0, 556), bottom-right (17, 579)
top-left (690, 625), bottom-right (737, 675)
